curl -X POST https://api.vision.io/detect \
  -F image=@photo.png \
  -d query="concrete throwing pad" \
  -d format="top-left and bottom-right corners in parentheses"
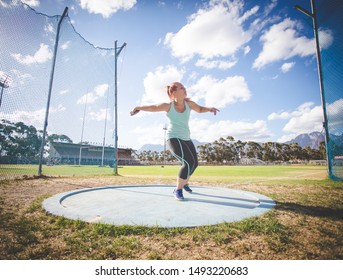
top-left (43, 185), bottom-right (275, 228)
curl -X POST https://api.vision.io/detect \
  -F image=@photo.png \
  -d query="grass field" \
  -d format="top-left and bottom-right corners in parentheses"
top-left (0, 163), bottom-right (329, 181)
top-left (0, 164), bottom-right (342, 260)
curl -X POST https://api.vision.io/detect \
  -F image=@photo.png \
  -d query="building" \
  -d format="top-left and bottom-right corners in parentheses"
top-left (48, 142), bottom-right (138, 166)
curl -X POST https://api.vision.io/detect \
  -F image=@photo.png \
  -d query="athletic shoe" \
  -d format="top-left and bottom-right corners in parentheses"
top-left (173, 189), bottom-right (184, 201)
top-left (183, 184), bottom-right (193, 193)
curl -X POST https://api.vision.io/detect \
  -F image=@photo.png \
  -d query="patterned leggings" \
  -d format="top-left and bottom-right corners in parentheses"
top-left (167, 138), bottom-right (198, 180)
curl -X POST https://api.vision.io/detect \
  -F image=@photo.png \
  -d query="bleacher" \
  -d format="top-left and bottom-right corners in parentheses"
top-left (49, 142), bottom-right (138, 166)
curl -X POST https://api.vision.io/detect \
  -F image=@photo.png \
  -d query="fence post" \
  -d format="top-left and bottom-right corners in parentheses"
top-left (113, 40), bottom-right (126, 175)
top-left (38, 7), bottom-right (68, 176)
top-left (295, 0), bottom-right (331, 178)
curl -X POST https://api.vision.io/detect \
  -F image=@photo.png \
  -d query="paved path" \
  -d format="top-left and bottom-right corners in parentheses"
top-left (43, 185), bottom-right (275, 228)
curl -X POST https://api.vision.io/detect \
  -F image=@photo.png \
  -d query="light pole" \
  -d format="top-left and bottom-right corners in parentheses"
top-left (0, 73), bottom-right (10, 108)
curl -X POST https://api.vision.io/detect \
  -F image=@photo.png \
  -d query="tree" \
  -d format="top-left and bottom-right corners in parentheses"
top-left (262, 142), bottom-right (276, 162)
top-left (47, 134), bottom-right (73, 143)
top-left (0, 119), bottom-right (77, 164)
top-left (246, 141), bottom-right (263, 160)
top-left (0, 119), bottom-right (43, 163)
top-left (289, 142), bottom-right (304, 161)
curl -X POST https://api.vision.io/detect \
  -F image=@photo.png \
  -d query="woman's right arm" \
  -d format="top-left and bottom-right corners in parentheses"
top-left (130, 103), bottom-right (170, 116)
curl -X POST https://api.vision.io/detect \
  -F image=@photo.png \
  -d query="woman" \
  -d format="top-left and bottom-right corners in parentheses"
top-left (130, 82), bottom-right (219, 200)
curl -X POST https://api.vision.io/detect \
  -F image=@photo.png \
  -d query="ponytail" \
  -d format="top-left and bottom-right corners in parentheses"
top-left (166, 83), bottom-right (177, 100)
top-left (166, 85), bottom-right (173, 101)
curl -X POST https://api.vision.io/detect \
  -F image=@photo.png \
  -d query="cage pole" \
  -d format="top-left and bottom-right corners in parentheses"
top-left (295, 0), bottom-right (331, 177)
top-left (38, 7), bottom-right (68, 176)
top-left (113, 40), bottom-right (126, 175)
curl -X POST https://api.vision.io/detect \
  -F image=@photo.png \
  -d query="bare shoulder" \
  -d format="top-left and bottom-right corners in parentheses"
top-left (185, 99), bottom-right (195, 106)
top-left (186, 99), bottom-right (201, 111)
top-left (160, 102), bottom-right (172, 112)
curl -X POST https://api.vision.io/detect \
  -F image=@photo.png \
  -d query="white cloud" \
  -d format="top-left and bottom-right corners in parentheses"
top-left (142, 65), bottom-right (184, 104)
top-left (0, 104), bottom-right (65, 127)
top-left (59, 89), bottom-right (70, 95)
top-left (10, 69), bottom-right (33, 86)
top-left (190, 118), bottom-right (272, 143)
top-left (268, 102), bottom-right (316, 120)
top-left (318, 28), bottom-right (334, 48)
top-left (283, 105), bottom-right (323, 133)
top-left (268, 111), bottom-right (291, 121)
top-left (277, 133), bottom-right (299, 143)
top-left (11, 43), bottom-right (52, 65)
top-left (263, 0), bottom-right (277, 16)
top-left (253, 18), bottom-right (333, 70)
top-left (60, 41), bottom-right (70, 50)
top-left (78, 0), bottom-right (136, 18)
top-left (327, 98), bottom-right (343, 134)
top-left (77, 83), bottom-right (109, 104)
top-left (271, 99), bottom-right (343, 137)
top-left (131, 123), bottom-right (166, 146)
top-left (89, 108), bottom-right (111, 122)
top-left (164, 0), bottom-right (256, 65)
top-left (195, 58), bottom-right (237, 70)
top-left (269, 102), bottom-right (323, 134)
top-left (44, 23), bottom-right (55, 34)
top-left (281, 62), bottom-right (295, 73)
top-left (188, 75), bottom-right (251, 109)
top-left (21, 0), bottom-right (40, 7)
top-left (243, 45), bottom-right (251, 55)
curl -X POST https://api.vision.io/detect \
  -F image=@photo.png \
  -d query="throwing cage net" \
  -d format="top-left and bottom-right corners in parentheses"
top-left (0, 1), bottom-right (342, 180)
top-left (0, 1), bottom-right (118, 179)
top-left (316, 0), bottom-right (343, 180)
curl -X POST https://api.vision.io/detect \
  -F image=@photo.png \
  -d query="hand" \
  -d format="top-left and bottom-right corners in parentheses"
top-left (130, 108), bottom-right (140, 116)
top-left (209, 107), bottom-right (220, 115)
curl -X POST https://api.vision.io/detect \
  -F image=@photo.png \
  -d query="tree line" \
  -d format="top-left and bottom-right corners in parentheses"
top-left (137, 136), bottom-right (326, 164)
top-left (0, 119), bottom-right (72, 163)
top-left (1, 119), bottom-right (326, 165)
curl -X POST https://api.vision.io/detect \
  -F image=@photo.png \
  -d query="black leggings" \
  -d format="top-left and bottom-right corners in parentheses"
top-left (167, 138), bottom-right (198, 180)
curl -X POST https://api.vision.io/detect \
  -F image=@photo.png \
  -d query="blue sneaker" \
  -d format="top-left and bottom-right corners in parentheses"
top-left (173, 189), bottom-right (184, 201)
top-left (183, 184), bottom-right (193, 193)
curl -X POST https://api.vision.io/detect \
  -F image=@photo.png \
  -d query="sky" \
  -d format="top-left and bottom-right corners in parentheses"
top-left (0, 0), bottom-right (340, 150)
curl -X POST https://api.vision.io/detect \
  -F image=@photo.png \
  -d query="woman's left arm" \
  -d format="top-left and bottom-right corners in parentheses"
top-left (186, 100), bottom-right (219, 115)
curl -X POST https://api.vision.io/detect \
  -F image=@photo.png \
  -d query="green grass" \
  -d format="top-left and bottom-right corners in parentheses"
top-left (0, 164), bottom-right (342, 260)
top-left (0, 163), bottom-right (329, 183)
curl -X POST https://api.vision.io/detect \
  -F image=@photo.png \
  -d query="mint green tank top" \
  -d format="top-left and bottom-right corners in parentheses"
top-left (166, 101), bottom-right (191, 140)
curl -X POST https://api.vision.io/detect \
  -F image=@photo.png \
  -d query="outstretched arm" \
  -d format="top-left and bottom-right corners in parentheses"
top-left (186, 100), bottom-right (219, 115)
top-left (130, 103), bottom-right (170, 116)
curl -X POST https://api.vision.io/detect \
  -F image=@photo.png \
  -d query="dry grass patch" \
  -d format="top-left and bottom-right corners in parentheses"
top-left (0, 173), bottom-right (342, 260)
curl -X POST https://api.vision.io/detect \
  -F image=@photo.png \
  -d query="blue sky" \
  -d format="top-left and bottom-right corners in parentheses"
top-left (1, 0), bottom-right (339, 150)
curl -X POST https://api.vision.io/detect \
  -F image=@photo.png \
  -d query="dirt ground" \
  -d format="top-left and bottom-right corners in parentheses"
top-left (0, 175), bottom-right (342, 260)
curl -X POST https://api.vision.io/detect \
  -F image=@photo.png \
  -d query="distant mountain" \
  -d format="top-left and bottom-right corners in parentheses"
top-left (138, 143), bottom-right (164, 153)
top-left (285, 132), bottom-right (325, 149)
top-left (138, 139), bottom-right (206, 152)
